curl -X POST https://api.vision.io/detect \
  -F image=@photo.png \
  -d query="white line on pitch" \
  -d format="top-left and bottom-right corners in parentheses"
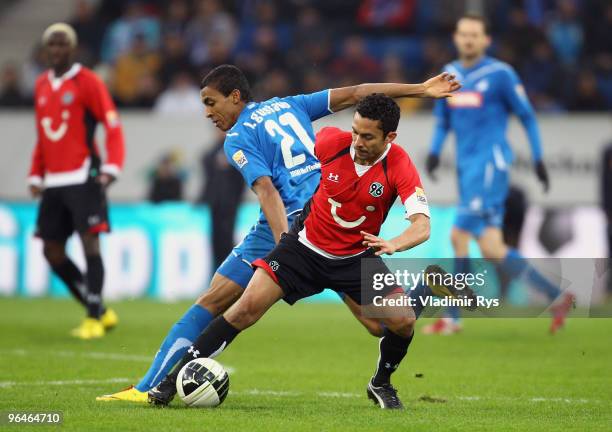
top-left (1, 349), bottom-right (236, 374)
top-left (0, 378), bottom-right (131, 388)
top-left (230, 389), bottom-right (604, 404)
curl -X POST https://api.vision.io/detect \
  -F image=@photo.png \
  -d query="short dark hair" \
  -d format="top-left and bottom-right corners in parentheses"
top-left (458, 13), bottom-right (490, 35)
top-left (355, 94), bottom-right (400, 137)
top-left (201, 64), bottom-right (253, 102)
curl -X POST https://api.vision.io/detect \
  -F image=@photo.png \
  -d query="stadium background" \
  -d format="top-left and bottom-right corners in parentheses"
top-left (0, 0), bottom-right (610, 301)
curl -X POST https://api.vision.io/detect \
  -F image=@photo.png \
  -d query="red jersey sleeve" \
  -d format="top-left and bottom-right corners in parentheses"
top-left (28, 77), bottom-right (45, 186)
top-left (314, 127), bottom-right (351, 162)
top-left (80, 70), bottom-right (125, 177)
top-left (389, 146), bottom-right (430, 219)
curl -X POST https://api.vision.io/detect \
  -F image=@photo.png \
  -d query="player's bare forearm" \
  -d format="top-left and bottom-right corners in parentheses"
top-left (361, 214), bottom-right (430, 256)
top-left (252, 176), bottom-right (288, 243)
top-left (329, 73), bottom-right (461, 111)
top-left (389, 214), bottom-right (431, 252)
top-left (330, 84), bottom-right (424, 111)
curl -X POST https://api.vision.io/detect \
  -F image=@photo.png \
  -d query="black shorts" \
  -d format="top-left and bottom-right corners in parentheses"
top-left (253, 233), bottom-right (402, 305)
top-left (36, 179), bottom-right (110, 242)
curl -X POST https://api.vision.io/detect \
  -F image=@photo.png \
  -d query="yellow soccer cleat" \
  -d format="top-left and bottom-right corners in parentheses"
top-left (101, 308), bottom-right (119, 330)
top-left (96, 385), bottom-right (148, 403)
top-left (70, 318), bottom-right (105, 340)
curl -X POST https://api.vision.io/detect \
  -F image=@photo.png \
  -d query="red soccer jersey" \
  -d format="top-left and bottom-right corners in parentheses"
top-left (28, 63), bottom-right (125, 188)
top-left (297, 127), bottom-right (430, 256)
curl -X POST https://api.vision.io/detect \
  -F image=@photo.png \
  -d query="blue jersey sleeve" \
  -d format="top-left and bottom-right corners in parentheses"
top-left (430, 98), bottom-right (450, 156)
top-left (286, 90), bottom-right (333, 121)
top-left (501, 67), bottom-right (543, 161)
top-left (224, 130), bottom-right (272, 187)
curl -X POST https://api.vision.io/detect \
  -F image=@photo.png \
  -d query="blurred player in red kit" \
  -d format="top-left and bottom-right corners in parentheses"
top-left (28, 23), bottom-right (125, 339)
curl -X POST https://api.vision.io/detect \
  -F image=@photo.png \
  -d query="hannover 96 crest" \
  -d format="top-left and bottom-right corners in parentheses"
top-left (369, 182), bottom-right (384, 198)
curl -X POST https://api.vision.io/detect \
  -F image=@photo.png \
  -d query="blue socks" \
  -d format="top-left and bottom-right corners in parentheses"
top-left (500, 249), bottom-right (561, 300)
top-left (135, 304), bottom-right (213, 391)
top-left (446, 257), bottom-right (470, 323)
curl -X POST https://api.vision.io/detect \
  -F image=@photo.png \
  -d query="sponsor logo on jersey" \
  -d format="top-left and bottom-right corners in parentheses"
top-left (415, 187), bottom-right (427, 204)
top-left (448, 91), bottom-right (483, 108)
top-left (327, 173), bottom-right (340, 182)
top-left (269, 260), bottom-right (279, 271)
top-left (369, 182), bottom-right (384, 198)
top-left (62, 91), bottom-right (74, 105)
top-left (475, 79), bottom-right (489, 93)
top-left (232, 150), bottom-right (248, 168)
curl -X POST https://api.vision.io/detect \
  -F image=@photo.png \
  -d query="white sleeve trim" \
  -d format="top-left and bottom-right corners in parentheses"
top-left (101, 164), bottom-right (121, 177)
top-left (327, 89), bottom-right (334, 113)
top-left (404, 189), bottom-right (430, 219)
top-left (27, 175), bottom-right (43, 187)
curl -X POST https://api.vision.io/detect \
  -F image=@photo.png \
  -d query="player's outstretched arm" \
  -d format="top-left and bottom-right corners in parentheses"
top-left (252, 176), bottom-right (288, 244)
top-left (328, 73), bottom-right (461, 112)
top-left (361, 213), bottom-right (430, 256)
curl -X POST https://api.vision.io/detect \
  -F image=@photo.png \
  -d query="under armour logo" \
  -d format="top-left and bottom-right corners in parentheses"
top-left (188, 346), bottom-right (200, 358)
top-left (328, 173), bottom-right (340, 182)
top-left (269, 261), bottom-right (279, 271)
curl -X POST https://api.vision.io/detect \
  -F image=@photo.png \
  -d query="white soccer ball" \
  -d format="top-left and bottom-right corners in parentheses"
top-left (176, 358), bottom-right (230, 407)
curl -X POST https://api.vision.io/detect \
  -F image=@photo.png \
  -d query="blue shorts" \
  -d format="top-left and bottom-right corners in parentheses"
top-left (454, 204), bottom-right (505, 238)
top-left (455, 160), bottom-right (508, 238)
top-left (216, 214), bottom-right (298, 289)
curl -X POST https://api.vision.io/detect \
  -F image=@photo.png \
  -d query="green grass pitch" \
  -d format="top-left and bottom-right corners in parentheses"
top-left (0, 298), bottom-right (611, 431)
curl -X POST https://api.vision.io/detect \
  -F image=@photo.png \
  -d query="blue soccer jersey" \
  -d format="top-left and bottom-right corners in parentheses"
top-left (216, 90), bottom-right (332, 288)
top-left (224, 90), bottom-right (331, 223)
top-left (429, 56), bottom-right (543, 234)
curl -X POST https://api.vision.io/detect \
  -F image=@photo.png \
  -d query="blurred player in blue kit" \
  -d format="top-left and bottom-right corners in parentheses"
top-left (97, 64), bottom-right (460, 401)
top-left (422, 14), bottom-right (574, 335)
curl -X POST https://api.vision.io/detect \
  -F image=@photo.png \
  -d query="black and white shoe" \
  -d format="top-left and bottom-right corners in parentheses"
top-left (148, 374), bottom-right (177, 407)
top-left (367, 380), bottom-right (404, 409)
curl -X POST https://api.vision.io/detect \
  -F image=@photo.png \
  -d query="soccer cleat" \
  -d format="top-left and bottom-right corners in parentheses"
top-left (549, 292), bottom-right (576, 334)
top-left (70, 318), bottom-right (105, 339)
top-left (100, 308), bottom-right (119, 330)
top-left (424, 264), bottom-right (477, 310)
top-left (148, 374), bottom-right (178, 407)
top-left (367, 380), bottom-right (404, 409)
top-left (421, 317), bottom-right (462, 335)
top-left (96, 385), bottom-right (147, 402)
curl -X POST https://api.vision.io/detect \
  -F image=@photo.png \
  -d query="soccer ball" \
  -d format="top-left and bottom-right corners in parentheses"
top-left (176, 358), bottom-right (230, 407)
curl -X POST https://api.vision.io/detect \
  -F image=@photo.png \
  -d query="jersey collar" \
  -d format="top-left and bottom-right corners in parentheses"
top-left (350, 143), bottom-right (392, 167)
top-left (47, 63), bottom-right (82, 91)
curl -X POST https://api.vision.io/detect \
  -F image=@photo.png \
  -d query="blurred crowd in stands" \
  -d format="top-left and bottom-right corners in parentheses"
top-left (0, 0), bottom-right (611, 112)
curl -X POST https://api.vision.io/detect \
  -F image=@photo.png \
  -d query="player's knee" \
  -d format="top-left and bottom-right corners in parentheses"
top-left (382, 316), bottom-right (415, 338)
top-left (478, 240), bottom-right (505, 261)
top-left (80, 233), bottom-right (100, 256)
top-left (225, 298), bottom-right (261, 329)
top-left (196, 281), bottom-right (242, 316)
top-left (366, 321), bottom-right (385, 338)
top-left (42, 243), bottom-right (66, 266)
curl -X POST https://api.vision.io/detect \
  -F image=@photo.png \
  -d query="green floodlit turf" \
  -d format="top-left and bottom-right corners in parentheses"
top-left (0, 298), bottom-right (610, 432)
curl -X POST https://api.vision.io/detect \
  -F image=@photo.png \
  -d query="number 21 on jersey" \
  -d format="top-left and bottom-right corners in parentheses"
top-left (264, 112), bottom-right (315, 169)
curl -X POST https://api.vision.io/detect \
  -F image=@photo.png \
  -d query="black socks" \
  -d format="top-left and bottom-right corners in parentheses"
top-left (51, 258), bottom-right (87, 307)
top-left (85, 255), bottom-right (104, 319)
top-left (170, 316), bottom-right (241, 380)
top-left (372, 328), bottom-right (414, 386)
